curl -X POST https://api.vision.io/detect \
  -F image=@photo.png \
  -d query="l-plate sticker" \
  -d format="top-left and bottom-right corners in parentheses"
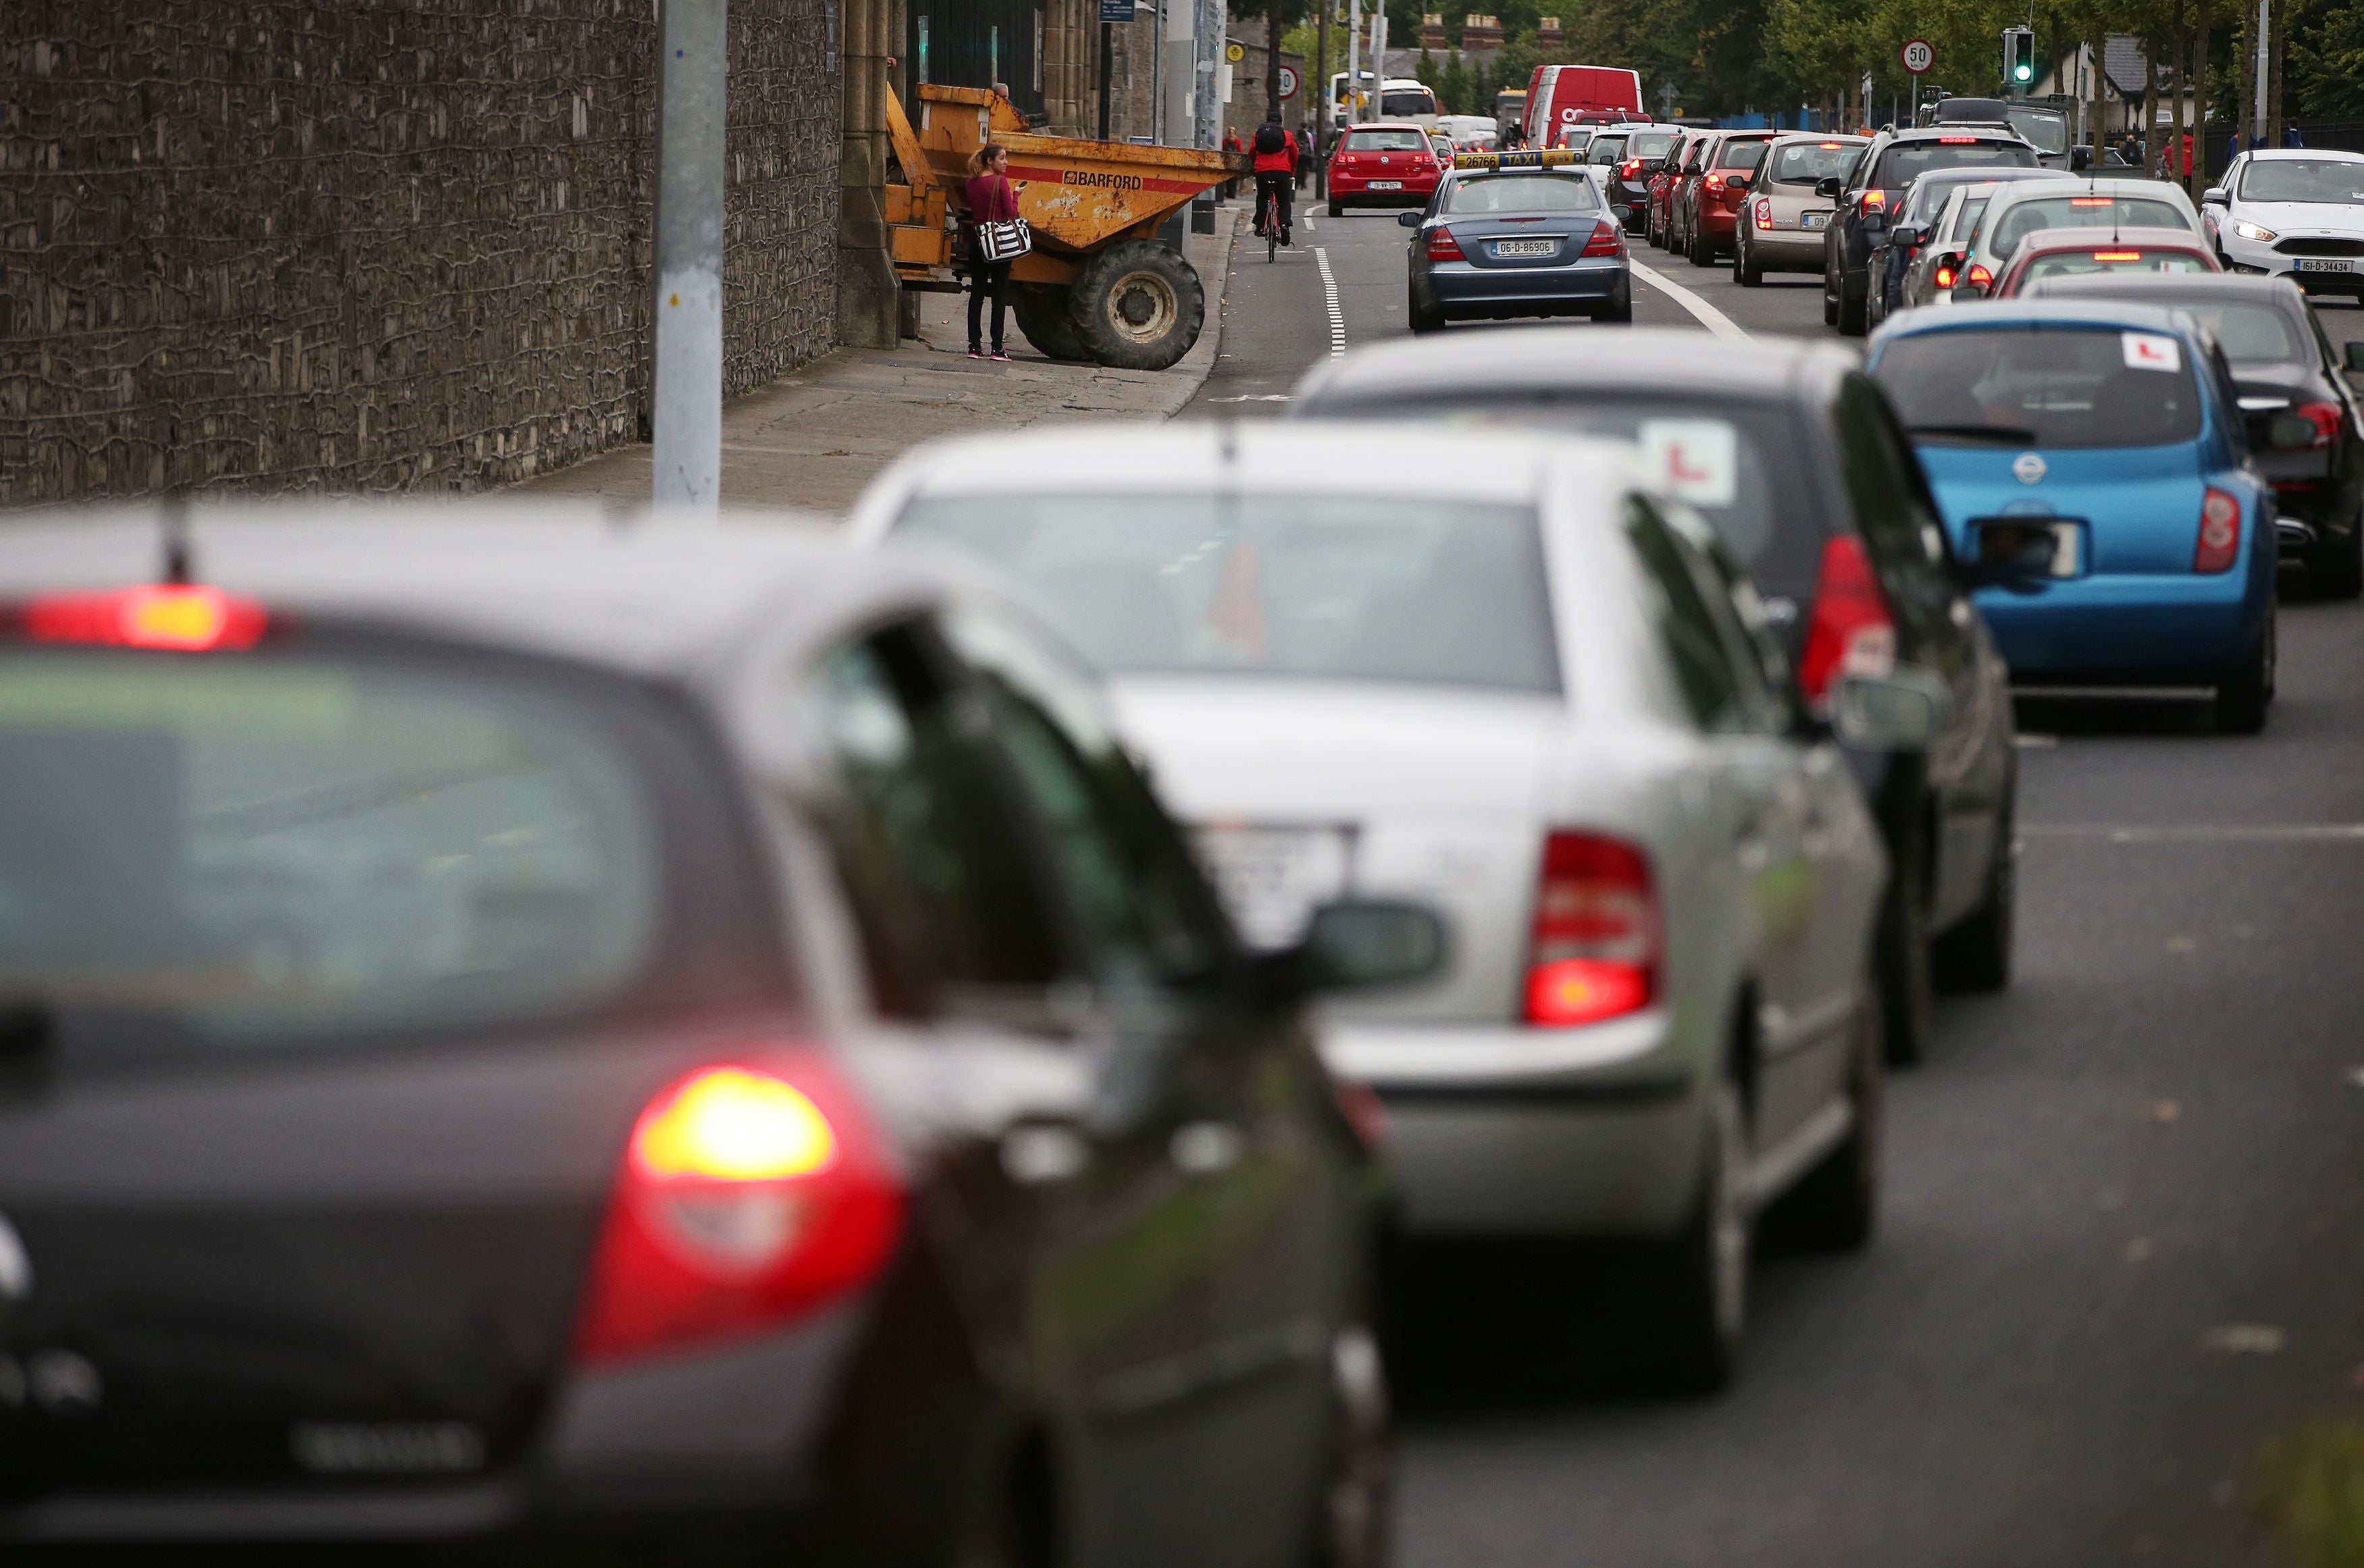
top-left (2123, 332), bottom-right (2181, 372)
top-left (1639, 418), bottom-right (1739, 506)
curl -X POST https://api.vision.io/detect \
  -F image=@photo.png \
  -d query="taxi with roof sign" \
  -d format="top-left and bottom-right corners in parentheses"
top-left (1399, 149), bottom-right (1632, 331)
top-left (1869, 300), bottom-right (2288, 733)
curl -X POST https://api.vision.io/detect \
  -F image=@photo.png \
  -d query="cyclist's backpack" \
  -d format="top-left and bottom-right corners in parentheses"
top-left (1254, 124), bottom-right (1286, 155)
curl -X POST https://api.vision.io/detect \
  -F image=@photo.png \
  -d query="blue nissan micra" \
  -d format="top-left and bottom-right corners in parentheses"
top-left (1867, 301), bottom-right (2280, 732)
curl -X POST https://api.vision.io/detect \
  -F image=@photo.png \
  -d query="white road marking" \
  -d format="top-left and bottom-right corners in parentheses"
top-left (2019, 823), bottom-right (2364, 843)
top-left (1208, 394), bottom-right (1295, 402)
top-left (1628, 259), bottom-right (1749, 342)
top-left (1315, 246), bottom-right (1346, 357)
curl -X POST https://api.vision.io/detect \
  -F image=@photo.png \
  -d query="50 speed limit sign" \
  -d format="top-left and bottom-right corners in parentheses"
top-left (1900, 38), bottom-right (1934, 74)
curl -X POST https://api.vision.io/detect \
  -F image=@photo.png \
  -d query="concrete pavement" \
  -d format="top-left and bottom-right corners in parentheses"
top-left (515, 209), bottom-right (1243, 515)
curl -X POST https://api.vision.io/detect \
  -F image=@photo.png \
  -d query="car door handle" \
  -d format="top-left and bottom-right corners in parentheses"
top-left (1000, 1123), bottom-right (1091, 1186)
top-left (1169, 1120), bottom-right (1245, 1177)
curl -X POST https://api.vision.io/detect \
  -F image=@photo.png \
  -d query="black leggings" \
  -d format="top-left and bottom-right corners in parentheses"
top-left (1254, 172), bottom-right (1293, 233)
top-left (968, 260), bottom-right (1010, 350)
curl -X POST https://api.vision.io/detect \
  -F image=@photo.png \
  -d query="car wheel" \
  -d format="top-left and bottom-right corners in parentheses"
top-left (1768, 989), bottom-right (1883, 1252)
top-left (1932, 796), bottom-right (2014, 993)
top-left (1736, 232), bottom-right (1762, 287)
top-left (2215, 606), bottom-right (2276, 735)
top-left (1640, 1074), bottom-right (1749, 1395)
top-left (1308, 1325), bottom-right (1392, 1568)
top-left (1876, 833), bottom-right (1935, 1066)
top-left (2313, 516), bottom-right (2364, 600)
top-left (1836, 269), bottom-right (1869, 336)
top-left (1408, 291), bottom-right (1445, 335)
top-left (1822, 255), bottom-right (1841, 326)
top-left (1687, 221), bottom-right (1713, 267)
top-left (1328, 198), bottom-right (1344, 217)
top-left (1595, 279), bottom-right (1634, 324)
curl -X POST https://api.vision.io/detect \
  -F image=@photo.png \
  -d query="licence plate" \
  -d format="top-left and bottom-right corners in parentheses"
top-left (1801, 212), bottom-right (1829, 230)
top-left (1191, 822), bottom-right (1353, 949)
top-left (1492, 238), bottom-right (1557, 257)
top-left (1973, 517), bottom-right (2084, 578)
top-left (1369, 180), bottom-right (1404, 190)
top-left (2296, 257), bottom-right (2355, 272)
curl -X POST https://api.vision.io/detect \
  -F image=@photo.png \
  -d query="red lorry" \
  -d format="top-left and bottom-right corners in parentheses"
top-left (1523, 65), bottom-right (1646, 148)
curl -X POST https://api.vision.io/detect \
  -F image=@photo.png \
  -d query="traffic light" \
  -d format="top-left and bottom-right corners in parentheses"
top-left (2002, 28), bottom-right (2036, 90)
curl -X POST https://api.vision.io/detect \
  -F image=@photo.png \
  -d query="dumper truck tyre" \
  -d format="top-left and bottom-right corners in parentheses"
top-left (1011, 282), bottom-right (1092, 362)
top-left (1069, 241), bottom-right (1204, 371)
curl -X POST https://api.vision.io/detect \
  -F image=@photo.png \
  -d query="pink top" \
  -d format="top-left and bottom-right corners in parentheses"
top-left (965, 172), bottom-right (1020, 222)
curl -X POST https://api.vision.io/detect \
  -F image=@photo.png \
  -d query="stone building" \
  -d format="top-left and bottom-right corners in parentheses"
top-left (1, 0), bottom-right (844, 505)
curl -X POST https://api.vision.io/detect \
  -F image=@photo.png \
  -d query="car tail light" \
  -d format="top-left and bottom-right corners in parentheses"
top-left (2194, 488), bottom-right (2242, 573)
top-left (20, 585), bottom-right (269, 652)
top-left (1427, 226), bottom-right (1465, 261)
top-left (573, 1059), bottom-right (905, 1365)
top-left (2294, 402), bottom-right (2342, 446)
top-left (1934, 261), bottom-right (1957, 288)
top-left (1703, 172), bottom-right (1725, 191)
top-left (1754, 197), bottom-right (1772, 228)
top-left (1620, 158), bottom-right (1643, 178)
top-left (1964, 262), bottom-right (1993, 292)
top-left (1581, 220), bottom-right (1622, 257)
top-left (1523, 831), bottom-right (1660, 1028)
top-left (1938, 135), bottom-right (1979, 144)
top-left (1797, 535), bottom-right (1897, 708)
top-left (2070, 196), bottom-right (2114, 206)
top-left (1818, 140), bottom-right (1846, 149)
top-left (2091, 251), bottom-right (2142, 263)
top-left (1861, 188), bottom-right (1886, 212)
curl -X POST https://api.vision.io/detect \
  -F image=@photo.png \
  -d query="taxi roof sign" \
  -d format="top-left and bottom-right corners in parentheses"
top-left (1451, 147), bottom-right (1583, 172)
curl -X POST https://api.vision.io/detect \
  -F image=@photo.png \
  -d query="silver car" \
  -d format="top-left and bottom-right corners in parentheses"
top-left (1732, 134), bottom-right (1866, 284)
top-left (848, 423), bottom-right (1922, 1388)
top-left (1951, 176), bottom-right (2202, 298)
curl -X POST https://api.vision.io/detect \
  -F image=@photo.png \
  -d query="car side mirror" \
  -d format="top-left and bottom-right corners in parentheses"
top-left (1397, 209), bottom-right (1422, 228)
top-left (1889, 223), bottom-right (1926, 249)
top-left (2202, 186), bottom-right (2228, 205)
top-left (1287, 899), bottom-right (1449, 995)
top-left (1726, 172), bottom-right (1752, 191)
top-left (2344, 340), bottom-right (2364, 374)
top-left (1816, 176), bottom-right (1843, 199)
top-left (2268, 411), bottom-right (2321, 450)
top-left (1830, 667), bottom-right (1955, 751)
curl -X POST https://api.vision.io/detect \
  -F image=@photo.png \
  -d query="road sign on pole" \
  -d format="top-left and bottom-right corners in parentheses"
top-left (1277, 62), bottom-right (1300, 99)
top-left (1901, 38), bottom-right (1934, 75)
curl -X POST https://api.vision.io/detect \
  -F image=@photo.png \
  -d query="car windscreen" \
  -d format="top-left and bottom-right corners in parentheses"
top-left (1314, 394), bottom-right (1822, 596)
top-left (1872, 140), bottom-right (2036, 187)
top-left (892, 496), bottom-right (1560, 694)
top-left (1346, 128), bottom-right (1429, 152)
top-left (2003, 108), bottom-right (2070, 155)
top-left (0, 645), bottom-right (758, 1062)
top-left (1770, 140), bottom-right (1861, 185)
top-left (1716, 140), bottom-right (1770, 171)
top-left (1443, 173), bottom-right (1601, 213)
top-left (1990, 195), bottom-right (2192, 255)
top-left (2019, 248), bottom-right (2211, 281)
top-left (2237, 158), bottom-right (2364, 204)
top-left (1628, 130), bottom-right (1678, 159)
top-left (1875, 326), bottom-right (2205, 450)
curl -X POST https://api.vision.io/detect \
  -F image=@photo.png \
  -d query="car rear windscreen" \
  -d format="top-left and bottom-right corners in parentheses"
top-left (1627, 131), bottom-right (1678, 159)
top-left (2019, 249), bottom-right (2211, 281)
top-left (1380, 89), bottom-right (1436, 117)
top-left (0, 647), bottom-right (744, 1057)
top-left (1875, 326), bottom-right (2204, 449)
top-left (1873, 140), bottom-right (2036, 186)
top-left (1346, 128), bottom-right (1429, 152)
top-left (2156, 300), bottom-right (2302, 362)
top-left (1585, 135), bottom-right (1628, 164)
top-left (1769, 140), bottom-right (1861, 184)
top-left (1443, 174), bottom-right (1600, 213)
top-left (1715, 140), bottom-right (1770, 170)
top-left (2236, 158), bottom-right (2364, 204)
top-left (2001, 108), bottom-right (2070, 155)
top-left (1989, 195), bottom-right (2190, 255)
top-left (892, 496), bottom-right (1560, 694)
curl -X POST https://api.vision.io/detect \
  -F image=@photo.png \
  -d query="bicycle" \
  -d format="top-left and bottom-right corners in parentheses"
top-left (1262, 182), bottom-right (1286, 263)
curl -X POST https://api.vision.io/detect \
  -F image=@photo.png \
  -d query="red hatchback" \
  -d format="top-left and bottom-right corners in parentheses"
top-left (1648, 130), bottom-right (1711, 248)
top-left (1678, 131), bottom-right (1776, 265)
top-left (1985, 227), bottom-right (2220, 298)
top-left (1326, 122), bottom-right (1444, 213)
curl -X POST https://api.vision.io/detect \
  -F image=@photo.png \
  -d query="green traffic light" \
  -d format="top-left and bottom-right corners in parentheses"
top-left (2013, 64), bottom-right (2031, 80)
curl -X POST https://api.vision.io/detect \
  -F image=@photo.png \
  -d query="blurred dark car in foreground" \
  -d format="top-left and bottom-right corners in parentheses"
top-left (0, 506), bottom-right (1419, 1565)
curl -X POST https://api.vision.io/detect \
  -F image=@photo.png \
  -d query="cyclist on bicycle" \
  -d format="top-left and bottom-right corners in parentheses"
top-left (1250, 119), bottom-right (1298, 244)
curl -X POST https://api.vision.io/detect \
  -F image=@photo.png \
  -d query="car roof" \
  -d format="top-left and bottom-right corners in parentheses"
top-left (1882, 126), bottom-right (2029, 143)
top-left (848, 422), bottom-right (1641, 518)
top-left (2011, 225), bottom-right (2212, 251)
top-left (1768, 131), bottom-right (1868, 143)
top-left (1293, 325), bottom-right (1855, 408)
top-left (1988, 175), bottom-right (2193, 201)
top-left (1873, 298), bottom-right (2198, 340)
top-left (2241, 148), bottom-right (2364, 162)
top-left (0, 502), bottom-right (926, 679)
top-left (2023, 272), bottom-right (2310, 311)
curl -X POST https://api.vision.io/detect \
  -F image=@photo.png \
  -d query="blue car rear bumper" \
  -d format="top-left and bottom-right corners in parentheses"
top-left (1976, 573), bottom-right (2263, 683)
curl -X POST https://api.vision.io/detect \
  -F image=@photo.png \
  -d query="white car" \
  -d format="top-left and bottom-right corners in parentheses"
top-left (848, 423), bottom-right (1927, 1388)
top-left (1953, 175), bottom-right (2202, 296)
top-left (2204, 148), bottom-right (2364, 299)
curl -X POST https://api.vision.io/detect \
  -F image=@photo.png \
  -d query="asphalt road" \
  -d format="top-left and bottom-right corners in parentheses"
top-left (1186, 196), bottom-right (2364, 1567)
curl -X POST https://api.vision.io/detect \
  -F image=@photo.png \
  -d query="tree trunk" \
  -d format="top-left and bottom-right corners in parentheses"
top-left (2171, 9), bottom-right (2190, 187)
top-left (2191, 0), bottom-right (2211, 195)
top-left (2142, 47), bottom-right (2160, 175)
top-left (2267, 0), bottom-right (2284, 145)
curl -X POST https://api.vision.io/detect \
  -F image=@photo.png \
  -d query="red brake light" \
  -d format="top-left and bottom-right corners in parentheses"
top-left (1754, 197), bottom-right (1772, 229)
top-left (1620, 158), bottom-right (1643, 178)
top-left (1934, 263), bottom-right (1957, 288)
top-left (1524, 831), bottom-right (1660, 1028)
top-left (1580, 220), bottom-right (1623, 257)
top-left (22, 585), bottom-right (267, 652)
top-left (2069, 197), bottom-right (2113, 206)
top-left (2294, 402), bottom-right (2342, 446)
top-left (2091, 251), bottom-right (2142, 262)
top-left (2194, 488), bottom-right (2242, 573)
top-left (1938, 135), bottom-right (1979, 144)
top-left (1965, 262), bottom-right (1993, 290)
top-left (1798, 535), bottom-right (1897, 708)
top-left (1861, 188), bottom-right (1887, 211)
top-left (573, 1058), bottom-right (905, 1365)
top-left (1818, 140), bottom-right (1845, 149)
top-left (1427, 225), bottom-right (1465, 261)
top-left (1703, 172), bottom-right (1725, 190)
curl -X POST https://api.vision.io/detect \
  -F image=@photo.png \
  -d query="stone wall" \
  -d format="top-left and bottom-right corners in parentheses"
top-left (0, 0), bottom-right (840, 506)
